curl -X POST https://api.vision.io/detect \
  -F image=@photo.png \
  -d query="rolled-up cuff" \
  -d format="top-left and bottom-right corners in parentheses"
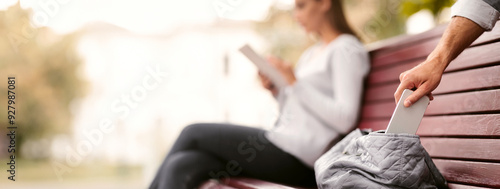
top-left (451, 0), bottom-right (500, 31)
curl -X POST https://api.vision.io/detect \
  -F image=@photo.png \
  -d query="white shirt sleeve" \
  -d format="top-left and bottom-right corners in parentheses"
top-left (451, 0), bottom-right (500, 31)
top-left (275, 45), bottom-right (316, 110)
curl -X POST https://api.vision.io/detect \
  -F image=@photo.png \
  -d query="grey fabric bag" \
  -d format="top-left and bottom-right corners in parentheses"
top-left (314, 129), bottom-right (448, 189)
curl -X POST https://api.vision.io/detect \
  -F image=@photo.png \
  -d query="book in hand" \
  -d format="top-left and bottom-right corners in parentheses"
top-left (239, 44), bottom-right (288, 89)
top-left (385, 89), bottom-right (430, 134)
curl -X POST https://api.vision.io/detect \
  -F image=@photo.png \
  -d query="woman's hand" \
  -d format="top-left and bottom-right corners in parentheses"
top-left (258, 71), bottom-right (279, 96)
top-left (267, 56), bottom-right (296, 85)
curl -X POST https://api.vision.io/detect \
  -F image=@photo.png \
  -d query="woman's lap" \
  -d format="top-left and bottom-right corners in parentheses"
top-left (150, 123), bottom-right (316, 189)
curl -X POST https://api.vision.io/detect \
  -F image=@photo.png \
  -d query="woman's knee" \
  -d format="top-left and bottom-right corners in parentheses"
top-left (180, 123), bottom-right (208, 137)
top-left (178, 123), bottom-right (225, 142)
top-left (161, 151), bottom-right (224, 187)
top-left (170, 123), bottom-right (217, 153)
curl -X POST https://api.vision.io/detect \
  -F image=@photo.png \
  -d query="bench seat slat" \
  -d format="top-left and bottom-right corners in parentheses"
top-left (448, 183), bottom-right (494, 189)
top-left (200, 179), bottom-right (497, 189)
top-left (199, 180), bottom-right (238, 189)
top-left (433, 159), bottom-right (500, 188)
top-left (421, 138), bottom-right (500, 161)
top-left (220, 178), bottom-right (307, 189)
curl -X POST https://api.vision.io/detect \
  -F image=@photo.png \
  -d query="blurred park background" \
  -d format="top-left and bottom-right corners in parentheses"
top-left (0, 0), bottom-right (454, 188)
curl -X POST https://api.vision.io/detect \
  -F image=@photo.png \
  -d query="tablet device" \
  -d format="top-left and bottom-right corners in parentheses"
top-left (386, 89), bottom-right (430, 134)
top-left (239, 44), bottom-right (288, 89)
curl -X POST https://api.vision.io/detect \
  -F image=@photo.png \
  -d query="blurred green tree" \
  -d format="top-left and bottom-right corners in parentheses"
top-left (359, 0), bottom-right (406, 42)
top-left (0, 3), bottom-right (86, 159)
top-left (400, 0), bottom-right (456, 18)
top-left (364, 0), bottom-right (456, 41)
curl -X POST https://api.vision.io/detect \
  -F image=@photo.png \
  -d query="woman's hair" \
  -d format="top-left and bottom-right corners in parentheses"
top-left (324, 0), bottom-right (358, 38)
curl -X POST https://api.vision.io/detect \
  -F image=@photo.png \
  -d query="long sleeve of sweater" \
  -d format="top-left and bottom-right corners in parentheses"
top-left (289, 37), bottom-right (370, 134)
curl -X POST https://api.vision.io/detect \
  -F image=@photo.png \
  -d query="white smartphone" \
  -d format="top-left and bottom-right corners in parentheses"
top-left (385, 89), bottom-right (430, 134)
top-left (239, 44), bottom-right (288, 89)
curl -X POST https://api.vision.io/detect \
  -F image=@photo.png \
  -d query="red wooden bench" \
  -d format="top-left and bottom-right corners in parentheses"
top-left (200, 20), bottom-right (500, 189)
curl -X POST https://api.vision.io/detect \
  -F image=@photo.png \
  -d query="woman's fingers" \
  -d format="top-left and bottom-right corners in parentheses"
top-left (258, 72), bottom-right (275, 91)
top-left (267, 56), bottom-right (296, 85)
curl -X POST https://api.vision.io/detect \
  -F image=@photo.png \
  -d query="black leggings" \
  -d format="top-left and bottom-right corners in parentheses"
top-left (149, 123), bottom-right (317, 189)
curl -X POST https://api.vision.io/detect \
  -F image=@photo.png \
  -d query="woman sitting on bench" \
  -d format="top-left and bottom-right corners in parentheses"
top-left (149, 0), bottom-right (369, 188)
